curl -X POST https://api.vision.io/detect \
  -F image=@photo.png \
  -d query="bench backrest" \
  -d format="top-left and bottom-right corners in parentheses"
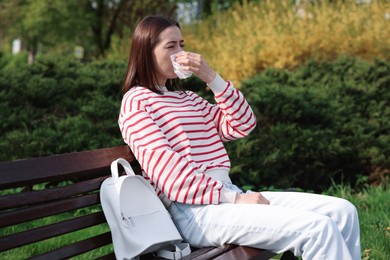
top-left (0, 146), bottom-right (140, 259)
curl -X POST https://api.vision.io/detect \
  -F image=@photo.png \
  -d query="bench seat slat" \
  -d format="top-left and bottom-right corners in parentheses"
top-left (0, 193), bottom-right (100, 227)
top-left (0, 176), bottom-right (107, 211)
top-left (0, 212), bottom-right (107, 252)
top-left (213, 246), bottom-right (275, 260)
top-left (0, 146), bottom-right (135, 189)
top-left (95, 252), bottom-right (116, 260)
top-left (28, 232), bottom-right (113, 260)
top-left (182, 245), bottom-right (237, 260)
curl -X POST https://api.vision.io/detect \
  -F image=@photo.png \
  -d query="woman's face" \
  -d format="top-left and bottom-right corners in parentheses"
top-left (152, 26), bottom-right (184, 86)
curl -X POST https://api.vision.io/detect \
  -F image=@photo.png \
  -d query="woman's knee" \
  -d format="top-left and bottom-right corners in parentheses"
top-left (328, 198), bottom-right (360, 238)
top-left (333, 198), bottom-right (359, 219)
top-left (313, 215), bottom-right (344, 245)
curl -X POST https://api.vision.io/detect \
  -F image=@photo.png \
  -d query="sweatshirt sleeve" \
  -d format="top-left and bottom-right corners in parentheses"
top-left (204, 74), bottom-right (257, 142)
top-left (220, 187), bottom-right (237, 203)
top-left (119, 90), bottom-right (225, 205)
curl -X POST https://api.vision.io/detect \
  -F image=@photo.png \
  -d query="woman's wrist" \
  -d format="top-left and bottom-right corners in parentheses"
top-left (205, 71), bottom-right (217, 84)
top-left (207, 74), bottom-right (228, 94)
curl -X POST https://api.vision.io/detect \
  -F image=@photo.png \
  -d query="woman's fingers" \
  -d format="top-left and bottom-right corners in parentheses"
top-left (174, 52), bottom-right (216, 83)
top-left (235, 192), bottom-right (270, 205)
top-left (175, 52), bottom-right (200, 67)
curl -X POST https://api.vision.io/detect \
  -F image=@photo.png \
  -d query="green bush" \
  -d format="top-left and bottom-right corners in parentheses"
top-left (227, 56), bottom-right (389, 191)
top-left (0, 56), bottom-right (125, 160)
top-left (0, 55), bottom-right (388, 191)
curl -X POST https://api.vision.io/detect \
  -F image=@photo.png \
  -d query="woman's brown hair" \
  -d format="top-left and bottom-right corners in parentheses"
top-left (122, 15), bottom-right (183, 95)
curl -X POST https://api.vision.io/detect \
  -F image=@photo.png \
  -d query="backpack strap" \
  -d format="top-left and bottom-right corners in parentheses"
top-left (110, 158), bottom-right (135, 183)
top-left (155, 243), bottom-right (191, 259)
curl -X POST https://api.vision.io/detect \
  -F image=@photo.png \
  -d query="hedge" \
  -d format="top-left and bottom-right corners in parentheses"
top-left (0, 56), bottom-right (125, 159)
top-left (0, 55), bottom-right (388, 191)
top-left (226, 56), bottom-right (389, 191)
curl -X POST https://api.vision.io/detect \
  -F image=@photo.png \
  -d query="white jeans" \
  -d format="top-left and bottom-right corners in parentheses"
top-left (168, 185), bottom-right (361, 260)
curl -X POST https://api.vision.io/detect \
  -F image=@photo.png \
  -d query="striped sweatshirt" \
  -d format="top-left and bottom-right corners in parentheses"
top-left (118, 74), bottom-right (256, 205)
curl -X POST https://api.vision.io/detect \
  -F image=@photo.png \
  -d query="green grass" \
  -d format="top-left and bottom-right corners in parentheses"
top-left (324, 185), bottom-right (390, 260)
top-left (1, 185), bottom-right (389, 259)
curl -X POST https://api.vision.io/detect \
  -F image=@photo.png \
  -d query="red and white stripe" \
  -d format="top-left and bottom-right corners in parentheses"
top-left (118, 81), bottom-right (256, 204)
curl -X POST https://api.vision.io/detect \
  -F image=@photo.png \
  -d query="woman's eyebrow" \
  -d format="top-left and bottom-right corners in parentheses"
top-left (166, 40), bottom-right (184, 45)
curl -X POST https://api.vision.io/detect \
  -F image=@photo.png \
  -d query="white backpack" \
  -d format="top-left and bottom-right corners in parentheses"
top-left (100, 158), bottom-right (190, 259)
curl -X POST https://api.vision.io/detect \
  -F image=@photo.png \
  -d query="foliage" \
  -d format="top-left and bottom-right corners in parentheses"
top-left (0, 56), bottom-right (389, 192)
top-left (226, 56), bottom-right (389, 191)
top-left (0, 0), bottom-right (180, 60)
top-left (183, 0), bottom-right (390, 84)
top-left (197, 0), bottom-right (261, 18)
top-left (0, 56), bottom-right (126, 160)
top-left (0, 52), bottom-right (28, 71)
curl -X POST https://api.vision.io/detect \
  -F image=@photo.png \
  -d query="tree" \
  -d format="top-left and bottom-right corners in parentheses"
top-left (0, 0), bottom-right (180, 62)
top-left (0, 0), bottom-right (91, 63)
top-left (196, 0), bottom-right (259, 18)
top-left (86, 0), bottom-right (179, 58)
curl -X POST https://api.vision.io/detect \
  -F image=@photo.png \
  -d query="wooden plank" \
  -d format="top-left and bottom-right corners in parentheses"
top-left (28, 232), bottom-right (113, 260)
top-left (0, 146), bottom-right (137, 189)
top-left (0, 176), bottom-right (106, 210)
top-left (0, 212), bottom-right (107, 252)
top-left (0, 193), bottom-right (99, 227)
top-left (213, 246), bottom-right (275, 260)
top-left (95, 244), bottom-right (270, 260)
top-left (182, 244), bottom-right (237, 260)
top-left (95, 252), bottom-right (116, 260)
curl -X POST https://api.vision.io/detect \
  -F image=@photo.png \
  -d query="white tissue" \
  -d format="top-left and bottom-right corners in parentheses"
top-left (170, 52), bottom-right (192, 79)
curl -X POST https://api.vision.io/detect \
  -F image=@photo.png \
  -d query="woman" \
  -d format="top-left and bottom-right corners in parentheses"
top-left (118, 15), bottom-right (361, 259)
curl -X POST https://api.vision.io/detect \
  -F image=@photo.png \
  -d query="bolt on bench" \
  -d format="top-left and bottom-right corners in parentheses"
top-left (0, 146), bottom-right (297, 259)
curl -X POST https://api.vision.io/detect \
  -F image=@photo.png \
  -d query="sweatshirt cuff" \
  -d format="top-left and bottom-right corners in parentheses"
top-left (219, 187), bottom-right (237, 203)
top-left (207, 74), bottom-right (228, 94)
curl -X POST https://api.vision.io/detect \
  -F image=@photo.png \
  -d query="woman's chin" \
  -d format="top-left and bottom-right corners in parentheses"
top-left (168, 75), bottom-right (179, 80)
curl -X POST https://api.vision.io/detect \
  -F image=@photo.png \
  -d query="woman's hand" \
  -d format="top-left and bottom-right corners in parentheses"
top-left (234, 192), bottom-right (270, 205)
top-left (174, 52), bottom-right (216, 84)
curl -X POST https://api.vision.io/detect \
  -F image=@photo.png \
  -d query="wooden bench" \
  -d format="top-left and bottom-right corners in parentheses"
top-left (0, 146), bottom-right (297, 259)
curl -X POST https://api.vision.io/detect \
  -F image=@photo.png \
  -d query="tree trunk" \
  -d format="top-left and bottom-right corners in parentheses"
top-left (102, 0), bottom-right (127, 56)
top-left (27, 37), bottom-right (38, 64)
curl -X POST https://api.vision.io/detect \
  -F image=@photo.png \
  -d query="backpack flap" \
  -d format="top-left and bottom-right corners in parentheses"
top-left (100, 158), bottom-right (182, 259)
top-left (120, 176), bottom-right (182, 255)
